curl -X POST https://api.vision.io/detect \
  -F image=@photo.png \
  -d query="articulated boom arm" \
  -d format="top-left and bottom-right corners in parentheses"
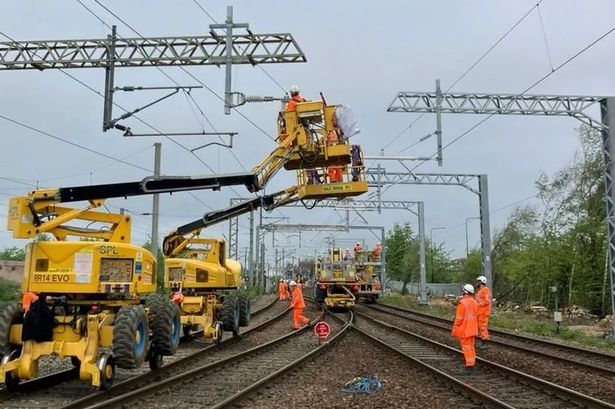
top-left (163, 187), bottom-right (299, 257)
top-left (7, 173), bottom-right (258, 240)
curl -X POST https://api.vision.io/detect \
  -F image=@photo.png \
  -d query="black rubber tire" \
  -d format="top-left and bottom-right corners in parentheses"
top-left (218, 295), bottom-right (239, 335)
top-left (112, 305), bottom-right (149, 369)
top-left (238, 294), bottom-right (250, 327)
top-left (146, 294), bottom-right (180, 356)
top-left (0, 304), bottom-right (22, 355)
top-left (148, 351), bottom-right (163, 370)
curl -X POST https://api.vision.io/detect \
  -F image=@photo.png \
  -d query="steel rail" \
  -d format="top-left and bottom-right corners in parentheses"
top-left (0, 295), bottom-right (282, 405)
top-left (210, 308), bottom-right (352, 409)
top-left (77, 306), bottom-right (349, 409)
top-left (350, 324), bottom-right (514, 408)
top-left (355, 310), bottom-right (615, 409)
top-left (371, 302), bottom-right (615, 376)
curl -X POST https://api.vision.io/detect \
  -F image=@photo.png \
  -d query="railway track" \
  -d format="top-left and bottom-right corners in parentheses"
top-left (369, 302), bottom-right (615, 376)
top-left (0, 294), bottom-right (283, 408)
top-left (353, 310), bottom-right (615, 409)
top-left (64, 305), bottom-right (352, 409)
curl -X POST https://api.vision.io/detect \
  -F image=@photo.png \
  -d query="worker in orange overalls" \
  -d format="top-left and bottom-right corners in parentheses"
top-left (289, 280), bottom-right (309, 330)
top-left (354, 242), bottom-right (362, 254)
top-left (278, 279), bottom-right (289, 301)
top-left (326, 130), bottom-right (344, 183)
top-left (451, 284), bottom-right (479, 375)
top-left (286, 85), bottom-right (306, 111)
top-left (372, 242), bottom-right (383, 259)
top-left (475, 275), bottom-right (491, 346)
top-left (22, 291), bottom-right (39, 314)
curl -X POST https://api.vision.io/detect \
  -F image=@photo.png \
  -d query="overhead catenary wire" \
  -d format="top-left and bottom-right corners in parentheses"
top-left (371, 23), bottom-right (615, 202)
top-left (380, 0), bottom-right (545, 154)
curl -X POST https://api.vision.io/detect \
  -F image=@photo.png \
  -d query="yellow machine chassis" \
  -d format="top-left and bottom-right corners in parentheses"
top-left (177, 295), bottom-right (223, 341)
top-left (0, 310), bottom-right (119, 387)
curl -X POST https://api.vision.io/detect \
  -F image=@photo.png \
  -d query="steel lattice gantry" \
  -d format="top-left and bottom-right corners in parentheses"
top-left (228, 198), bottom-right (427, 298)
top-left (388, 91), bottom-right (605, 129)
top-left (388, 88), bottom-right (615, 335)
top-left (365, 168), bottom-right (492, 288)
top-left (0, 6), bottom-right (306, 120)
top-left (0, 33), bottom-right (306, 70)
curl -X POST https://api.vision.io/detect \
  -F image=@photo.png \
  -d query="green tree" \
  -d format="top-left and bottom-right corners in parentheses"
top-left (0, 247), bottom-right (25, 261)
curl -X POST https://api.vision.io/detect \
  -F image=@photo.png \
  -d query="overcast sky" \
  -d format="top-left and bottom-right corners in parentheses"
top-left (1, 1), bottom-right (614, 267)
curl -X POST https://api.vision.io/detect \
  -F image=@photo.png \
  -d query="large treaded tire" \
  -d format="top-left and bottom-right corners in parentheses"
top-left (218, 295), bottom-right (239, 335)
top-left (112, 305), bottom-right (149, 369)
top-left (146, 294), bottom-right (180, 356)
top-left (238, 294), bottom-right (250, 327)
top-left (0, 304), bottom-right (22, 355)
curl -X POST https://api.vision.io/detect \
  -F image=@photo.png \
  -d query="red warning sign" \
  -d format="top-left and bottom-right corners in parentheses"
top-left (313, 321), bottom-right (331, 339)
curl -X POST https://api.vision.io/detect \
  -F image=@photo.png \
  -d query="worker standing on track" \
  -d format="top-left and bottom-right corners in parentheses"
top-left (289, 280), bottom-right (309, 330)
top-left (475, 275), bottom-right (491, 346)
top-left (451, 284), bottom-right (479, 375)
top-left (286, 85), bottom-right (306, 111)
top-left (278, 279), bottom-right (288, 301)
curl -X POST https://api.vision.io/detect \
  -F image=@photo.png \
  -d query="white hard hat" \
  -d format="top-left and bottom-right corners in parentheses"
top-left (377, 242), bottom-right (381, 245)
top-left (290, 85), bottom-right (300, 94)
top-left (476, 276), bottom-right (487, 284)
top-left (289, 280), bottom-right (297, 287)
top-left (280, 279), bottom-right (284, 282)
top-left (462, 284), bottom-right (475, 294)
top-left (356, 242), bottom-right (360, 245)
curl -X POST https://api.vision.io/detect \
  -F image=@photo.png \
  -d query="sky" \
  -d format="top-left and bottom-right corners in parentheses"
top-left (1, 0), bottom-right (614, 269)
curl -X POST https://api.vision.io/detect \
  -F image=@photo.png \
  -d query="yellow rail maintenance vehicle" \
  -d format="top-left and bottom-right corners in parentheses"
top-left (353, 248), bottom-right (383, 304)
top-left (159, 98), bottom-right (369, 339)
top-left (313, 248), bottom-right (358, 310)
top-left (0, 174), bottom-right (260, 391)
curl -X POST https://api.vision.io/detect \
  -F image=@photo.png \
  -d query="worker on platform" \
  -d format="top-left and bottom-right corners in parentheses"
top-left (326, 129), bottom-right (344, 183)
top-left (286, 85), bottom-right (306, 111)
top-left (22, 291), bottom-right (38, 314)
top-left (475, 275), bottom-right (491, 346)
top-left (354, 242), bottom-right (362, 253)
top-left (289, 280), bottom-right (309, 330)
top-left (372, 242), bottom-right (383, 259)
top-left (452, 284), bottom-right (479, 375)
top-left (343, 248), bottom-right (351, 261)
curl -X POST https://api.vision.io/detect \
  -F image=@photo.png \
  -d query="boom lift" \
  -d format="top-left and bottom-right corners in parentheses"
top-left (0, 174), bottom-right (259, 390)
top-left (0, 97), bottom-right (367, 389)
top-left (162, 178), bottom-right (367, 339)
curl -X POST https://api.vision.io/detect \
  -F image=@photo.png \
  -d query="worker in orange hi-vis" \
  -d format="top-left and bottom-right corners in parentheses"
top-left (475, 275), bottom-right (492, 346)
top-left (372, 242), bottom-right (383, 259)
top-left (278, 279), bottom-right (288, 301)
top-left (22, 291), bottom-right (39, 314)
top-left (285, 85), bottom-right (306, 111)
top-left (451, 284), bottom-right (479, 375)
top-left (326, 129), bottom-right (344, 183)
top-left (288, 280), bottom-right (309, 330)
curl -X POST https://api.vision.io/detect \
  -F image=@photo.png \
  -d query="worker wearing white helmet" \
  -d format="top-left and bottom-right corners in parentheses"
top-left (475, 275), bottom-right (491, 345)
top-left (451, 283), bottom-right (479, 375)
top-left (278, 278), bottom-right (289, 301)
top-left (286, 85), bottom-right (306, 111)
top-left (289, 280), bottom-right (309, 329)
top-left (372, 242), bottom-right (383, 259)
